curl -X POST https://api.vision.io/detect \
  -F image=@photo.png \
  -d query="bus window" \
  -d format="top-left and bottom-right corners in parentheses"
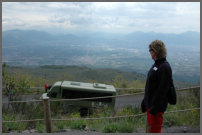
top-left (50, 92), bottom-right (57, 98)
top-left (62, 89), bottom-right (113, 103)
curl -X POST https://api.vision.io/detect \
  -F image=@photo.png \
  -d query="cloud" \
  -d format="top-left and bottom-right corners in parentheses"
top-left (2, 2), bottom-right (200, 34)
top-left (2, 16), bottom-right (25, 27)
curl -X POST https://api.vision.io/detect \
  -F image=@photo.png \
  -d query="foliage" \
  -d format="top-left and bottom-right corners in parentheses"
top-left (3, 89), bottom-right (200, 133)
top-left (101, 121), bottom-right (134, 133)
top-left (36, 121), bottom-right (45, 133)
top-left (54, 121), bottom-right (66, 130)
top-left (2, 114), bottom-right (26, 132)
top-left (92, 106), bottom-right (115, 118)
top-left (112, 75), bottom-right (129, 88)
top-left (66, 120), bottom-right (85, 129)
top-left (118, 105), bottom-right (141, 116)
top-left (5, 65), bottom-right (146, 89)
top-left (2, 63), bottom-right (200, 133)
top-left (2, 63), bottom-right (32, 114)
top-left (50, 102), bottom-right (64, 116)
top-left (163, 89), bottom-right (200, 128)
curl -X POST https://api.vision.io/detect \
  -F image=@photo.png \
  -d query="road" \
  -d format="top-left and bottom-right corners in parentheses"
top-left (2, 94), bottom-right (144, 111)
top-left (2, 91), bottom-right (192, 110)
top-left (2, 94), bottom-right (40, 103)
top-left (115, 94), bottom-right (143, 111)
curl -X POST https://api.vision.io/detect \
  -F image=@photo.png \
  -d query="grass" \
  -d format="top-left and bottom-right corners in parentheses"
top-left (163, 108), bottom-right (200, 128)
top-left (163, 89), bottom-right (200, 128)
top-left (66, 120), bottom-right (85, 129)
top-left (2, 114), bottom-right (26, 133)
top-left (101, 120), bottom-right (135, 133)
top-left (36, 121), bottom-right (45, 133)
top-left (2, 89), bottom-right (200, 133)
top-left (53, 121), bottom-right (66, 131)
top-left (51, 89), bottom-right (200, 133)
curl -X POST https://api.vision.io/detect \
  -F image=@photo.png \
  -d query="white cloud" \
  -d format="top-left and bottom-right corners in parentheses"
top-left (2, 2), bottom-right (200, 34)
top-left (175, 2), bottom-right (200, 15)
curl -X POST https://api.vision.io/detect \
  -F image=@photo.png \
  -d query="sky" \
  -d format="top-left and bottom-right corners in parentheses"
top-left (2, 2), bottom-right (200, 34)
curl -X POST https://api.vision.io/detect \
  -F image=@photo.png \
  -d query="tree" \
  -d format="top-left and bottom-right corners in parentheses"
top-left (2, 63), bottom-right (31, 113)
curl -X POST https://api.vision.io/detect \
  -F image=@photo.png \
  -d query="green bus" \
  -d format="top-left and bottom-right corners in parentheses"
top-left (41, 81), bottom-right (116, 115)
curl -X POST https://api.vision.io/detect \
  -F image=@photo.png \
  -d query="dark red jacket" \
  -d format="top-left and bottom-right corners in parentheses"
top-left (141, 58), bottom-right (172, 115)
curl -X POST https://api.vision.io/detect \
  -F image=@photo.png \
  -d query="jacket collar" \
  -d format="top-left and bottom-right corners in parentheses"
top-left (155, 57), bottom-right (166, 64)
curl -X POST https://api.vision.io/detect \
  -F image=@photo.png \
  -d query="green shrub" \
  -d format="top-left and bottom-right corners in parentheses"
top-left (50, 102), bottom-right (64, 116)
top-left (102, 121), bottom-right (134, 133)
top-left (163, 113), bottom-right (179, 127)
top-left (36, 121), bottom-right (44, 133)
top-left (163, 90), bottom-right (200, 128)
top-left (54, 121), bottom-right (66, 130)
top-left (119, 105), bottom-right (141, 116)
top-left (65, 120), bottom-right (85, 129)
top-left (2, 122), bottom-right (26, 133)
top-left (102, 123), bottom-right (118, 133)
top-left (2, 114), bottom-right (26, 132)
top-left (117, 122), bottom-right (135, 133)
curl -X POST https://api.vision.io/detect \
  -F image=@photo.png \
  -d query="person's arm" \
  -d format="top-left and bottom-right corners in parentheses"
top-left (149, 65), bottom-right (171, 115)
top-left (141, 99), bottom-right (146, 113)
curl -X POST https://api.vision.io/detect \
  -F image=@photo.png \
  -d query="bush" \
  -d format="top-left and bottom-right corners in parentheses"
top-left (102, 121), bottom-right (134, 133)
top-left (93, 107), bottom-right (115, 117)
top-left (36, 121), bottom-right (44, 133)
top-left (50, 101), bottom-right (64, 116)
top-left (102, 123), bottom-right (118, 133)
top-left (163, 113), bottom-right (179, 127)
top-left (54, 121), bottom-right (66, 130)
top-left (118, 105), bottom-right (141, 116)
top-left (163, 90), bottom-right (200, 128)
top-left (2, 114), bottom-right (26, 132)
top-left (65, 120), bottom-right (85, 129)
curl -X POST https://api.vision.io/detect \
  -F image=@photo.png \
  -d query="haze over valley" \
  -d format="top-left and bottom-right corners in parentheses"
top-left (2, 29), bottom-right (200, 83)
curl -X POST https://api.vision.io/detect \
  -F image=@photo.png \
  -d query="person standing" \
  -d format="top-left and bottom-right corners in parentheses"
top-left (141, 40), bottom-right (173, 133)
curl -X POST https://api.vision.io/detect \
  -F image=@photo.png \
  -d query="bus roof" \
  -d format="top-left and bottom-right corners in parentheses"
top-left (53, 81), bottom-right (116, 93)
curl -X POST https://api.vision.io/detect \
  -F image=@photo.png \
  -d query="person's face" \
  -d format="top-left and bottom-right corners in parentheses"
top-left (149, 50), bottom-right (157, 60)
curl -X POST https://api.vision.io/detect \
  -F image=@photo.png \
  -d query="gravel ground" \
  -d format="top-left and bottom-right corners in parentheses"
top-left (7, 126), bottom-right (199, 134)
top-left (136, 126), bottom-right (200, 133)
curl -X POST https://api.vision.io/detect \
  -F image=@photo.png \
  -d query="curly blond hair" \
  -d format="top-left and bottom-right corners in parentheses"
top-left (149, 40), bottom-right (167, 59)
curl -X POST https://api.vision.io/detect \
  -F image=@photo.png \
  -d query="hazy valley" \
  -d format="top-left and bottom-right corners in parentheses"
top-left (2, 29), bottom-right (200, 84)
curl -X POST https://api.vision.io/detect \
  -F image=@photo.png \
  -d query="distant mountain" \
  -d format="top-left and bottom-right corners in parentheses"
top-left (124, 31), bottom-right (200, 47)
top-left (2, 29), bottom-right (80, 47)
top-left (2, 30), bottom-right (52, 46)
top-left (2, 29), bottom-right (200, 84)
top-left (3, 29), bottom-right (200, 48)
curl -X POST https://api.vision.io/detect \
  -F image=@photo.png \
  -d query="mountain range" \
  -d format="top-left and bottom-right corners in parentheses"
top-left (2, 29), bottom-right (200, 83)
top-left (2, 29), bottom-right (200, 48)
